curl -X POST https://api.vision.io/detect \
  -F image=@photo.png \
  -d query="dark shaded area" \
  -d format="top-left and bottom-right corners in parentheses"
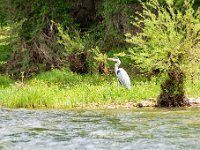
top-left (68, 52), bottom-right (88, 74)
top-left (98, 61), bottom-right (108, 74)
top-left (72, 0), bottom-right (99, 29)
top-left (157, 67), bottom-right (190, 107)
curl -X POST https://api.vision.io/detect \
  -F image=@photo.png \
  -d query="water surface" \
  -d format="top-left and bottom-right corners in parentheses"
top-left (0, 107), bottom-right (200, 150)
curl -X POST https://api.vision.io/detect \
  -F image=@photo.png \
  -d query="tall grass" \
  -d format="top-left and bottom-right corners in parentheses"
top-left (0, 69), bottom-right (199, 108)
top-left (0, 69), bottom-right (160, 108)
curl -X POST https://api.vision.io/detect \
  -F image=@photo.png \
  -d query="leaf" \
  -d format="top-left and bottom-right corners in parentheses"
top-left (114, 52), bottom-right (126, 57)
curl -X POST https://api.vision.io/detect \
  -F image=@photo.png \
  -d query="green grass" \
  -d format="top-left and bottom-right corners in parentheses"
top-left (0, 69), bottom-right (160, 108)
top-left (185, 80), bottom-right (200, 98)
top-left (0, 69), bottom-right (200, 109)
top-left (0, 74), bottom-right (14, 87)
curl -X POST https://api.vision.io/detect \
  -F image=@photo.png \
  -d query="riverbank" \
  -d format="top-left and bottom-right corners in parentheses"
top-left (0, 69), bottom-right (200, 109)
top-left (71, 98), bottom-right (200, 109)
top-left (0, 69), bottom-right (159, 108)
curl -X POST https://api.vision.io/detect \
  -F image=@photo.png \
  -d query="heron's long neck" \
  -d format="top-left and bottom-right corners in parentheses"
top-left (114, 60), bottom-right (121, 74)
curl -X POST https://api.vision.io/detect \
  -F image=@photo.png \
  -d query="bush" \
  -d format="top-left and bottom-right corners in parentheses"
top-left (126, 0), bottom-right (200, 107)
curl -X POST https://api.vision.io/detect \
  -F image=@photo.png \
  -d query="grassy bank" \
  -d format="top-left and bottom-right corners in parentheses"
top-left (0, 69), bottom-right (200, 109)
top-left (0, 69), bottom-right (160, 108)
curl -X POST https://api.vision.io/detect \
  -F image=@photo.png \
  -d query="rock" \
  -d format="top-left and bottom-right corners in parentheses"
top-left (137, 101), bottom-right (156, 107)
top-left (125, 102), bottom-right (137, 108)
top-left (188, 98), bottom-right (200, 107)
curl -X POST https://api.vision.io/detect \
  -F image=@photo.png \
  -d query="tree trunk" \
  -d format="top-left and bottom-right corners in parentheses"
top-left (157, 66), bottom-right (189, 107)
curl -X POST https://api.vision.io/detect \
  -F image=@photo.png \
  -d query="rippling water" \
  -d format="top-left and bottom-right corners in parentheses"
top-left (0, 107), bottom-right (200, 150)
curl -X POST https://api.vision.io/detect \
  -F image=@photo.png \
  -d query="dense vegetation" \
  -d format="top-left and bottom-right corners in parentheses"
top-left (0, 0), bottom-right (199, 108)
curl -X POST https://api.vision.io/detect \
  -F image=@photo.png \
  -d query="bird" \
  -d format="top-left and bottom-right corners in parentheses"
top-left (108, 57), bottom-right (131, 90)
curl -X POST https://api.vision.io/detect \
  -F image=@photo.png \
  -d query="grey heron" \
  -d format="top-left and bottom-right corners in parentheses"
top-left (108, 57), bottom-right (131, 90)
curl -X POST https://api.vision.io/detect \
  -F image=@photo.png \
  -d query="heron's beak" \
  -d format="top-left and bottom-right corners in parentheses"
top-left (107, 58), bottom-right (114, 61)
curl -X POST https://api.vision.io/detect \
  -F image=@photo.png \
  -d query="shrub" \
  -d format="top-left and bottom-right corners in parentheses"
top-left (126, 0), bottom-right (200, 107)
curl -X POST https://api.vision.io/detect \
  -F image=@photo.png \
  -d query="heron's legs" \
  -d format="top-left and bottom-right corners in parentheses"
top-left (117, 79), bottom-right (122, 87)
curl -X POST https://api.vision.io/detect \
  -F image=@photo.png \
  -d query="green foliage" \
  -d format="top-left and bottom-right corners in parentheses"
top-left (126, 0), bottom-right (200, 106)
top-left (0, 26), bottom-right (15, 72)
top-left (0, 75), bottom-right (14, 87)
top-left (92, 0), bottom-right (132, 51)
top-left (0, 0), bottom-right (78, 77)
top-left (5, 0), bottom-right (75, 40)
top-left (0, 0), bottom-right (7, 26)
top-left (0, 45), bottom-right (12, 65)
top-left (57, 24), bottom-right (102, 73)
top-left (0, 69), bottom-right (160, 108)
top-left (57, 23), bottom-right (86, 54)
top-left (126, 0), bottom-right (200, 75)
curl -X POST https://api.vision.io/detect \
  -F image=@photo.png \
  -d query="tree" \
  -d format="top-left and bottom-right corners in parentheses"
top-left (1, 0), bottom-right (76, 77)
top-left (126, 0), bottom-right (200, 107)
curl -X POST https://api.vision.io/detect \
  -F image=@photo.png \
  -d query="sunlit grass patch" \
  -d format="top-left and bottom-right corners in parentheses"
top-left (185, 80), bottom-right (200, 98)
top-left (0, 82), bottom-right (67, 108)
top-left (2, 69), bottom-right (200, 109)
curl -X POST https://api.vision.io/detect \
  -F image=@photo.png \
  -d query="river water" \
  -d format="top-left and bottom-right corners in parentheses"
top-left (0, 107), bottom-right (200, 150)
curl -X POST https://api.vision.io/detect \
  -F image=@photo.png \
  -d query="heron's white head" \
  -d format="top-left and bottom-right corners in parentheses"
top-left (108, 57), bottom-right (121, 68)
